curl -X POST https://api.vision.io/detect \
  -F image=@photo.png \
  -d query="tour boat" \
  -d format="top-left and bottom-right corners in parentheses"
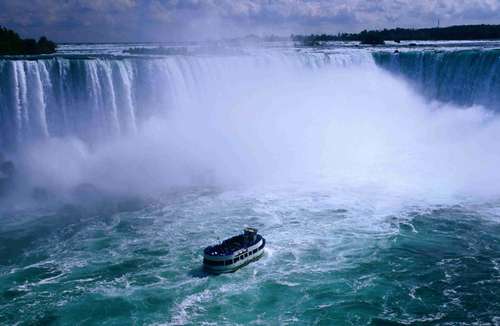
top-left (203, 228), bottom-right (266, 273)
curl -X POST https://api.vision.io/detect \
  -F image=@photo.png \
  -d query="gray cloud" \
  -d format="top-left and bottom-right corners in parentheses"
top-left (1, 0), bottom-right (499, 42)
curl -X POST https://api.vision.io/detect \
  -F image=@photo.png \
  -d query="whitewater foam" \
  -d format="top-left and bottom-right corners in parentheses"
top-left (2, 47), bottom-right (500, 207)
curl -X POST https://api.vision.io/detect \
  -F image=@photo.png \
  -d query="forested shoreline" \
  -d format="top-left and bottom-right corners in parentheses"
top-left (292, 24), bottom-right (500, 45)
top-left (0, 26), bottom-right (56, 55)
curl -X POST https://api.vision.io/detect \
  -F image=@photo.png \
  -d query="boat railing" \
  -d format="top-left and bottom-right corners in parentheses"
top-left (204, 239), bottom-right (265, 267)
top-left (204, 234), bottom-right (263, 256)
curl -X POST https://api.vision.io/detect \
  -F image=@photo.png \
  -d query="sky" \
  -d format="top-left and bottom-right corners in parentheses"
top-left (1, 0), bottom-right (499, 42)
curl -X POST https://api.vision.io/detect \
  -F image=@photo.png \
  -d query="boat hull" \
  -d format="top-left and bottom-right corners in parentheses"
top-left (203, 238), bottom-right (265, 274)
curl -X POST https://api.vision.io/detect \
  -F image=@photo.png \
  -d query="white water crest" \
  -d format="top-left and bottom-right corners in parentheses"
top-left (1, 48), bottom-right (500, 204)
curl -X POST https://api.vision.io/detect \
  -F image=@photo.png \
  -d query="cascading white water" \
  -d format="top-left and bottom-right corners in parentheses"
top-left (2, 48), bottom-right (500, 203)
top-left (1, 51), bottom-right (369, 150)
top-left (374, 50), bottom-right (500, 109)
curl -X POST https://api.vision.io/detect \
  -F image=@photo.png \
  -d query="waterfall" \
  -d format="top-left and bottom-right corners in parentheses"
top-left (2, 48), bottom-right (500, 198)
top-left (0, 51), bottom-right (372, 151)
top-left (0, 58), bottom-right (154, 149)
top-left (373, 50), bottom-right (500, 110)
top-left (5, 48), bottom-right (500, 152)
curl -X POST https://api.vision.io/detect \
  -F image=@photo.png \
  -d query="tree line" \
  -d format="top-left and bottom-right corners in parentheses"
top-left (292, 24), bottom-right (500, 45)
top-left (0, 26), bottom-right (56, 55)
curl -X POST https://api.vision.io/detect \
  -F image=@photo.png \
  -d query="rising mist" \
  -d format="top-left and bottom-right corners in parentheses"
top-left (1, 50), bottom-right (499, 209)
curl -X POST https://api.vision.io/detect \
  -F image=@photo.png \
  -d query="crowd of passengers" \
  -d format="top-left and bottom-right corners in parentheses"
top-left (205, 234), bottom-right (259, 256)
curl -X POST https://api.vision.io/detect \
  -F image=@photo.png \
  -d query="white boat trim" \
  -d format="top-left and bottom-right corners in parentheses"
top-left (203, 238), bottom-right (266, 273)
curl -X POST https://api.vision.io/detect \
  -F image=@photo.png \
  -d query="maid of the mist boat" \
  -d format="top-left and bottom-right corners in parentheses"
top-left (203, 228), bottom-right (266, 273)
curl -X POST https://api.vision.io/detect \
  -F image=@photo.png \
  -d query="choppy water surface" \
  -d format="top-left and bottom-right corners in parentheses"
top-left (1, 187), bottom-right (499, 325)
top-left (1, 41), bottom-right (500, 325)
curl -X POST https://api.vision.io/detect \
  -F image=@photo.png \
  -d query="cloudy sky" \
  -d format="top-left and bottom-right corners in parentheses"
top-left (1, 0), bottom-right (499, 42)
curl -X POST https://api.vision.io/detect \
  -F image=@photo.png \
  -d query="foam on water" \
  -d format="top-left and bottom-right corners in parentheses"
top-left (0, 187), bottom-right (499, 324)
top-left (0, 44), bottom-right (500, 324)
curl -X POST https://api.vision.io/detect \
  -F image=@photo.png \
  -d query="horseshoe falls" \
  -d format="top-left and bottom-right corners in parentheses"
top-left (0, 43), bottom-right (499, 325)
top-left (373, 49), bottom-right (500, 110)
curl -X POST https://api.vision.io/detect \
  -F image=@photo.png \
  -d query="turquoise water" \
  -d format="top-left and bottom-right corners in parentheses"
top-left (1, 188), bottom-right (499, 325)
top-left (2, 42), bottom-right (500, 325)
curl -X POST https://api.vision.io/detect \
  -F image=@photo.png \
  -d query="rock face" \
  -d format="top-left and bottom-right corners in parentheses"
top-left (0, 153), bottom-right (15, 197)
top-left (72, 183), bottom-right (101, 203)
top-left (0, 178), bottom-right (9, 197)
top-left (0, 161), bottom-right (15, 177)
top-left (32, 187), bottom-right (50, 202)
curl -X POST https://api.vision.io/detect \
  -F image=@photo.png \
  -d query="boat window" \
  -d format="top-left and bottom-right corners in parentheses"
top-left (234, 257), bottom-right (239, 262)
top-left (203, 259), bottom-right (224, 266)
top-left (253, 249), bottom-right (257, 254)
top-left (225, 259), bottom-right (233, 266)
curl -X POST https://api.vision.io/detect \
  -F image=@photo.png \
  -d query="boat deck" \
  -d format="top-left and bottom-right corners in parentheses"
top-left (204, 234), bottom-right (263, 257)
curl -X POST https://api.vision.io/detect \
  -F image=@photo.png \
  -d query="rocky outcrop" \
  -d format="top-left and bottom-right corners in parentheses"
top-left (0, 153), bottom-right (15, 197)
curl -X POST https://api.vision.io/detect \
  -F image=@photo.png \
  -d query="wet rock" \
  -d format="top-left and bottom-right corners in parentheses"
top-left (32, 187), bottom-right (50, 202)
top-left (0, 161), bottom-right (15, 178)
top-left (0, 158), bottom-right (15, 197)
top-left (72, 183), bottom-right (101, 202)
top-left (0, 177), bottom-right (11, 197)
